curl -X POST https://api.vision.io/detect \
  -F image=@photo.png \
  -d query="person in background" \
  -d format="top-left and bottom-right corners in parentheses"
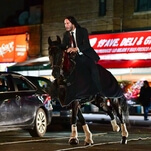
top-left (139, 80), bottom-right (151, 120)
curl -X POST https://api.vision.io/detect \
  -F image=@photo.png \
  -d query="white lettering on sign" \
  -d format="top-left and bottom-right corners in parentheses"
top-left (97, 39), bottom-right (107, 47)
top-left (144, 36), bottom-right (151, 45)
top-left (120, 37), bottom-right (138, 46)
top-left (97, 38), bottom-right (120, 47)
top-left (0, 42), bottom-right (14, 57)
top-left (17, 52), bottom-right (25, 56)
top-left (136, 37), bottom-right (144, 45)
top-left (90, 31), bottom-right (151, 56)
top-left (104, 38), bottom-right (120, 47)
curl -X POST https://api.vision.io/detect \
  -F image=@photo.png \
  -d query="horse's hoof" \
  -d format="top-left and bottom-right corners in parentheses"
top-left (120, 136), bottom-right (127, 144)
top-left (84, 141), bottom-right (94, 146)
top-left (69, 138), bottom-right (79, 145)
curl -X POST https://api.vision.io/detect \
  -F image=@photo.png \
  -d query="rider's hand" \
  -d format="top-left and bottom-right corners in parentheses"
top-left (66, 47), bottom-right (78, 54)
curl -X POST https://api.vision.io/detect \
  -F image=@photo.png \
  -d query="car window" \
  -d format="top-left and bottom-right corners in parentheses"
top-left (13, 77), bottom-right (35, 91)
top-left (37, 79), bottom-right (49, 89)
top-left (0, 76), bottom-right (8, 92)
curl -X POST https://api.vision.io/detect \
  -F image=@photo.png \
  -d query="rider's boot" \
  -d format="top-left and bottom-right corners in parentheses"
top-left (82, 124), bottom-right (94, 145)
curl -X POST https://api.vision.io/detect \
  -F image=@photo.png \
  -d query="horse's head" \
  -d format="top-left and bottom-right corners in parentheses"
top-left (48, 36), bottom-right (63, 79)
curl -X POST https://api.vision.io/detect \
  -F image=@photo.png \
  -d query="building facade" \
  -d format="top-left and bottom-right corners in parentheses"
top-left (1, 0), bottom-right (151, 57)
top-left (42, 0), bottom-right (151, 55)
top-left (1, 0), bottom-right (151, 79)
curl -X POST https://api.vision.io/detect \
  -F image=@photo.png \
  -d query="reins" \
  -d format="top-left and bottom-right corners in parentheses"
top-left (48, 36), bottom-right (76, 87)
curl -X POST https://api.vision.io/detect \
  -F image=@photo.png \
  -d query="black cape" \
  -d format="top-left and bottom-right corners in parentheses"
top-left (59, 61), bottom-right (123, 107)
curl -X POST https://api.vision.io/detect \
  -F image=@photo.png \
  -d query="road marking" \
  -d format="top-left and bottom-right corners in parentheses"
top-left (2, 132), bottom-right (151, 151)
top-left (55, 136), bottom-right (151, 151)
top-left (0, 133), bottom-right (107, 146)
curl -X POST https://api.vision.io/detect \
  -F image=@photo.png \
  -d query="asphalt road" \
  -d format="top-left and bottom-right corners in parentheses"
top-left (0, 117), bottom-right (151, 151)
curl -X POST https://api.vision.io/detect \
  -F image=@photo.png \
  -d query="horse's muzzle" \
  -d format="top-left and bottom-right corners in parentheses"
top-left (52, 69), bottom-right (60, 79)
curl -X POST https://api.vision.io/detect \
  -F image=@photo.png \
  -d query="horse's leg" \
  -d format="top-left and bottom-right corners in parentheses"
top-left (111, 98), bottom-right (129, 144)
top-left (106, 106), bottom-right (120, 132)
top-left (103, 100), bottom-right (120, 132)
top-left (93, 97), bottom-right (120, 132)
top-left (77, 107), bottom-right (94, 145)
top-left (69, 100), bottom-right (79, 145)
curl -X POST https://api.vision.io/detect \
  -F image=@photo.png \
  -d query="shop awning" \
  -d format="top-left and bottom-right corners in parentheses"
top-left (7, 56), bottom-right (51, 72)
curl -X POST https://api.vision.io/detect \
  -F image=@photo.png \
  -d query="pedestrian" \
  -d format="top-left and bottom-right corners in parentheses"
top-left (61, 16), bottom-right (102, 105)
top-left (139, 80), bottom-right (151, 120)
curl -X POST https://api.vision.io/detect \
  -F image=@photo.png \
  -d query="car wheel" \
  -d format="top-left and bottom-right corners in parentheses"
top-left (29, 108), bottom-right (47, 137)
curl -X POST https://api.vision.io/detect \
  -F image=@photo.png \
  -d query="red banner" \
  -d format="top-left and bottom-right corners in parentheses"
top-left (89, 31), bottom-right (151, 68)
top-left (0, 34), bottom-right (28, 63)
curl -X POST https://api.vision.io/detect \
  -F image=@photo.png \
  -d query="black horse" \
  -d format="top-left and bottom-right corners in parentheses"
top-left (48, 36), bottom-right (129, 145)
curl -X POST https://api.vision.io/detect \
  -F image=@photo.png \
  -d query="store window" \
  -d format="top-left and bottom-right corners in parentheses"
top-left (135, 0), bottom-right (151, 12)
top-left (99, 0), bottom-right (106, 16)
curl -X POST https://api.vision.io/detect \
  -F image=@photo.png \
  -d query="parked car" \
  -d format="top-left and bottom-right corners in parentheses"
top-left (0, 72), bottom-right (52, 137)
top-left (25, 76), bottom-right (71, 124)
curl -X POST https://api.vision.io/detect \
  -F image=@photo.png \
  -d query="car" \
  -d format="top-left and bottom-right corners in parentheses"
top-left (0, 72), bottom-right (53, 137)
top-left (25, 76), bottom-right (71, 124)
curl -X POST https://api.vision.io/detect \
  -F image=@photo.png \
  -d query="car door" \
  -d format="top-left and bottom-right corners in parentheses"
top-left (11, 75), bottom-right (42, 125)
top-left (0, 74), bottom-right (22, 126)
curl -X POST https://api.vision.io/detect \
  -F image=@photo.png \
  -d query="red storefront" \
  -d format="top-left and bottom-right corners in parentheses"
top-left (89, 30), bottom-right (151, 69)
top-left (89, 31), bottom-right (151, 102)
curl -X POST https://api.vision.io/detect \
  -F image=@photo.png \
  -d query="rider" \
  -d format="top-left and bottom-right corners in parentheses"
top-left (62, 16), bottom-right (103, 106)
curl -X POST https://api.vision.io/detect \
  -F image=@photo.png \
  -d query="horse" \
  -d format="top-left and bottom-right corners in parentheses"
top-left (48, 35), bottom-right (129, 145)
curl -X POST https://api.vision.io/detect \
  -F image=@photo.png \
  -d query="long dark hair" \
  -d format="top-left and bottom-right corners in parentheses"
top-left (65, 16), bottom-right (81, 28)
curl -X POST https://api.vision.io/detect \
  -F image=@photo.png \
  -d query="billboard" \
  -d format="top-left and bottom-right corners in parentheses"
top-left (89, 31), bottom-right (151, 68)
top-left (0, 34), bottom-right (28, 63)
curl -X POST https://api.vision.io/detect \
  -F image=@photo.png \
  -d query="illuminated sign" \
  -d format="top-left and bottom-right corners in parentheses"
top-left (89, 31), bottom-right (151, 68)
top-left (0, 34), bottom-right (28, 63)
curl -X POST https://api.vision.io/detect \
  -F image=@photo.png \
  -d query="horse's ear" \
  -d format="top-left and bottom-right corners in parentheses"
top-left (48, 36), bottom-right (52, 45)
top-left (56, 35), bottom-right (61, 44)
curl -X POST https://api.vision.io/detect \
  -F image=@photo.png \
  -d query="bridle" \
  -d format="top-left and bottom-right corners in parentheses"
top-left (49, 44), bottom-right (63, 70)
top-left (48, 36), bottom-right (76, 86)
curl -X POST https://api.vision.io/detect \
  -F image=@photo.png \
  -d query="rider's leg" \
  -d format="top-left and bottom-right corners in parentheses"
top-left (87, 58), bottom-right (102, 92)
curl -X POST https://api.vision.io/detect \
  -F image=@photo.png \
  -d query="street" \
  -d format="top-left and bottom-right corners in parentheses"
top-left (0, 114), bottom-right (151, 151)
